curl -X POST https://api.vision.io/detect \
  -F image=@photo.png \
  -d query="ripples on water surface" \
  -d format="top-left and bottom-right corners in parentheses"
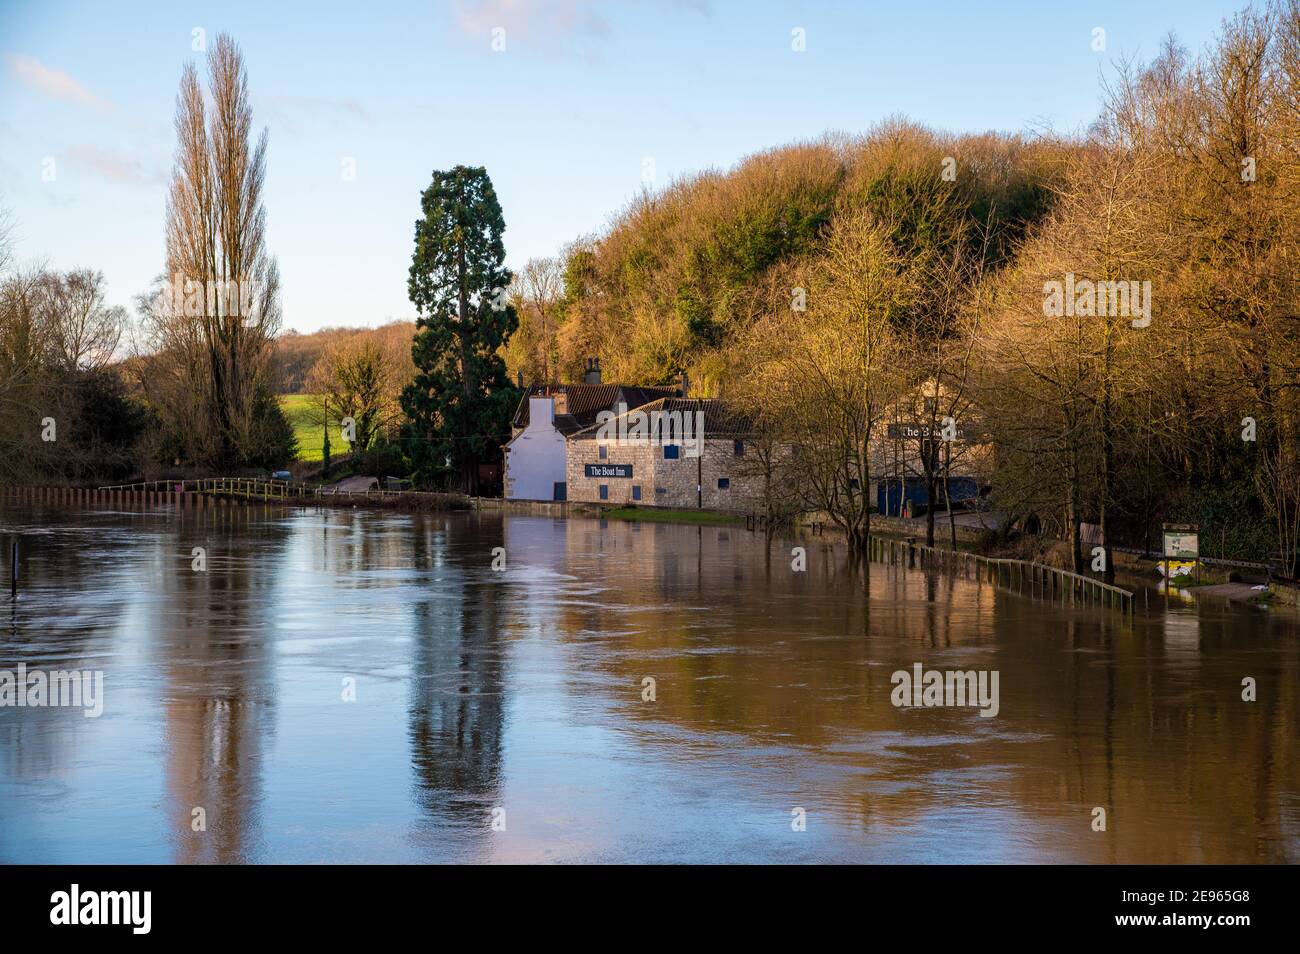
top-left (0, 504), bottom-right (1296, 863)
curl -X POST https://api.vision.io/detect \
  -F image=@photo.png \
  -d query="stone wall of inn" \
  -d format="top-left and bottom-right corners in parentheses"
top-left (566, 437), bottom-right (765, 511)
top-left (566, 437), bottom-right (659, 506)
top-left (653, 438), bottom-right (766, 510)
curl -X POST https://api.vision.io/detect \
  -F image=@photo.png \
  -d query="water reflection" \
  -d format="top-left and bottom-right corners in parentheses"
top-left (154, 507), bottom-right (290, 862)
top-left (0, 504), bottom-right (1296, 863)
top-left (408, 515), bottom-right (506, 824)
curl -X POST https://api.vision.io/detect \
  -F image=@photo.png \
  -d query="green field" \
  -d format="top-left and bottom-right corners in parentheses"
top-left (280, 394), bottom-right (343, 463)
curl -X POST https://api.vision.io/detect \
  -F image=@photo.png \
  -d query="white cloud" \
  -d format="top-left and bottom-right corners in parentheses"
top-left (451, 0), bottom-right (612, 42)
top-left (64, 144), bottom-right (163, 188)
top-left (448, 1), bottom-right (710, 61)
top-left (4, 53), bottom-right (108, 110)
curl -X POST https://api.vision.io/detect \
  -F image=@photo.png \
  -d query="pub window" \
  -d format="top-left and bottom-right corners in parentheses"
top-left (717, 477), bottom-right (730, 490)
top-left (599, 444), bottom-right (608, 460)
top-left (733, 440), bottom-right (745, 457)
top-left (632, 485), bottom-right (642, 501)
top-left (599, 484), bottom-right (609, 500)
top-left (663, 444), bottom-right (680, 460)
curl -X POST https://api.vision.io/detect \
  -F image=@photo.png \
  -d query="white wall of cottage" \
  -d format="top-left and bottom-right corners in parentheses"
top-left (504, 397), bottom-right (569, 501)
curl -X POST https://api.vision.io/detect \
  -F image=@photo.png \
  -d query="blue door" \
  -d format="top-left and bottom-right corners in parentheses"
top-left (553, 482), bottom-right (566, 501)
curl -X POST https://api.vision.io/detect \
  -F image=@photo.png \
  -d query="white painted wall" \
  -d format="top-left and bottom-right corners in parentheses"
top-left (505, 397), bottom-right (569, 500)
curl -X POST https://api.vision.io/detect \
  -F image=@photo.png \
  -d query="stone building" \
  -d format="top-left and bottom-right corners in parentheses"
top-left (503, 359), bottom-right (681, 501)
top-left (869, 393), bottom-right (993, 516)
top-left (565, 398), bottom-right (761, 511)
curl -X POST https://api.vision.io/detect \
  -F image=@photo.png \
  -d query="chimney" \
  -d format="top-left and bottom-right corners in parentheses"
top-left (516, 370), bottom-right (524, 389)
top-left (584, 356), bottom-right (602, 385)
top-left (529, 395), bottom-right (556, 427)
top-left (680, 370), bottom-right (690, 399)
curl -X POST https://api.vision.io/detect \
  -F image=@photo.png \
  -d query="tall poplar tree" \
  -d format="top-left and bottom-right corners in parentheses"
top-left (156, 32), bottom-right (286, 469)
top-left (401, 166), bottom-right (518, 492)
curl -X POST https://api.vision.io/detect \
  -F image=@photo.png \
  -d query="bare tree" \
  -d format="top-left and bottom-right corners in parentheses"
top-left (0, 205), bottom-right (13, 277)
top-left (0, 269), bottom-right (60, 480)
top-left (153, 32), bottom-right (281, 468)
top-left (37, 269), bottom-right (124, 372)
top-left (748, 208), bottom-right (911, 556)
top-left (307, 336), bottom-right (400, 454)
top-left (515, 256), bottom-right (564, 382)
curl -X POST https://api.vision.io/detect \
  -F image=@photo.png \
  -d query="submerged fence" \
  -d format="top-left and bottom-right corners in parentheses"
top-left (869, 534), bottom-right (1135, 615)
top-left (2, 480), bottom-right (469, 512)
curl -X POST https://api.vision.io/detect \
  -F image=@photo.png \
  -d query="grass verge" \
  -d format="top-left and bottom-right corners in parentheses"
top-left (601, 506), bottom-right (745, 526)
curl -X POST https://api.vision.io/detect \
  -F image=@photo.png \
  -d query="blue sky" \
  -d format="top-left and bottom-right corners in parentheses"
top-left (0, 0), bottom-right (1246, 333)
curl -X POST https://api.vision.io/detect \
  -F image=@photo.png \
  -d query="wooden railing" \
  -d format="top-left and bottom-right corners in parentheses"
top-left (99, 477), bottom-right (317, 499)
top-left (0, 479), bottom-right (469, 511)
top-left (869, 535), bottom-right (1136, 615)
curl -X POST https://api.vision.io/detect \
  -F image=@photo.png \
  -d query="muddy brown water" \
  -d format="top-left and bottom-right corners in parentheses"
top-left (1, 504), bottom-right (1296, 863)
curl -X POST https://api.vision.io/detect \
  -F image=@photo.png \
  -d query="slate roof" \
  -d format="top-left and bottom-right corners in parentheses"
top-left (512, 382), bottom-right (680, 435)
top-left (570, 398), bottom-right (755, 440)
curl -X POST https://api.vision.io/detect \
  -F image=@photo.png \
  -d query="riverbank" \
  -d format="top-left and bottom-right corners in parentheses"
top-left (594, 505), bottom-right (744, 526)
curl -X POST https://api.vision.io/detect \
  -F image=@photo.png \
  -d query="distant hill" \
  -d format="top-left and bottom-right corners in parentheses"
top-left (526, 122), bottom-right (1065, 393)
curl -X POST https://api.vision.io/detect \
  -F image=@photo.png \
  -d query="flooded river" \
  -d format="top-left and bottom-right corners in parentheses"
top-left (1, 504), bottom-right (1297, 863)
